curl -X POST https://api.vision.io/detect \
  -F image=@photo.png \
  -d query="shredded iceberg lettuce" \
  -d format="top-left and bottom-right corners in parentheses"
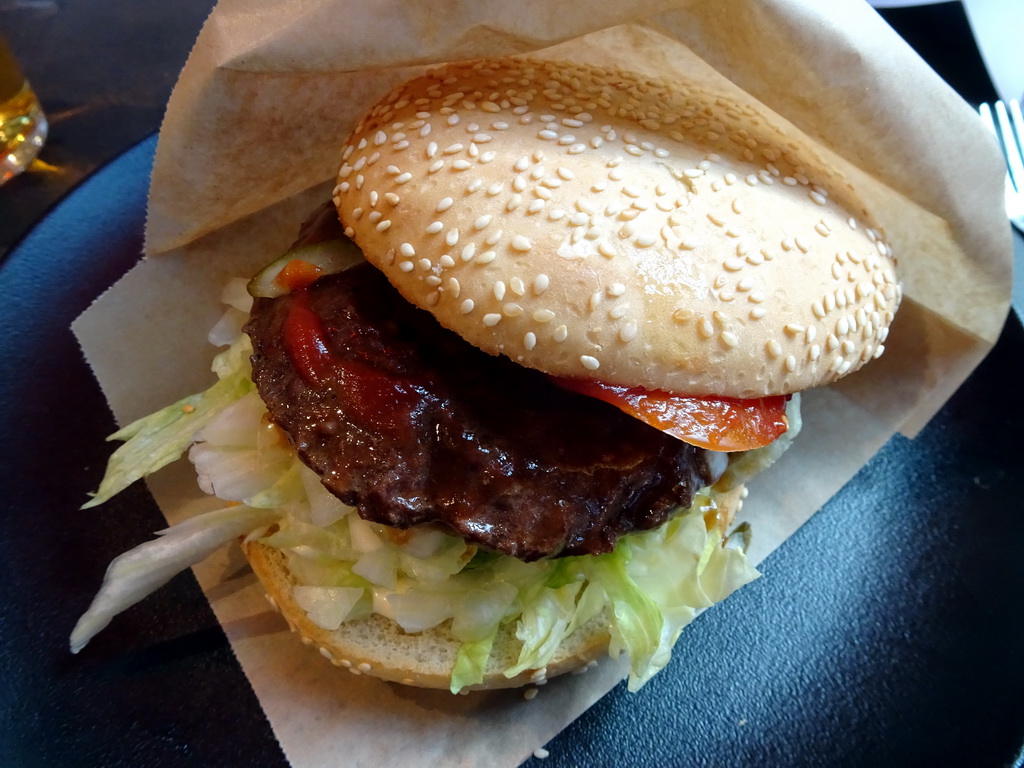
top-left (82, 335), bottom-right (254, 509)
top-left (69, 503), bottom-right (278, 653)
top-left (76, 290), bottom-right (788, 692)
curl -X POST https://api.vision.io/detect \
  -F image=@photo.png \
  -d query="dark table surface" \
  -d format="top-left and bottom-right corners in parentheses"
top-left (1, 3), bottom-right (1022, 767)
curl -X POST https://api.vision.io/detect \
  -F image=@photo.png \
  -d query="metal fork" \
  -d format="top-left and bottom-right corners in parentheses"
top-left (979, 99), bottom-right (1024, 234)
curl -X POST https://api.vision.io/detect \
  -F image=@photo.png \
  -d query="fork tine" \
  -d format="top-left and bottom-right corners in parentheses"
top-left (994, 100), bottom-right (1024, 193)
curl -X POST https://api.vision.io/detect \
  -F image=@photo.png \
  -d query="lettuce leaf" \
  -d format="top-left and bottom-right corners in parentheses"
top-left (69, 504), bottom-right (277, 653)
top-left (82, 336), bottom-right (254, 509)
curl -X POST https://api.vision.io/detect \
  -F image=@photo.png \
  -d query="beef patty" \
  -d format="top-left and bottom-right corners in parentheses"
top-left (245, 246), bottom-right (715, 561)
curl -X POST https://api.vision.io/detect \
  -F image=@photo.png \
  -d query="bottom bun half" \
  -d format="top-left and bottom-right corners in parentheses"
top-left (242, 484), bottom-right (747, 691)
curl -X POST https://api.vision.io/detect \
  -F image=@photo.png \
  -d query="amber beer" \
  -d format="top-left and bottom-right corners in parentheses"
top-left (0, 33), bottom-right (47, 184)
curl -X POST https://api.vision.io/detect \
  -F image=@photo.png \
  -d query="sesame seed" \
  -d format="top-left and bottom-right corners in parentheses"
top-left (483, 313), bottom-right (502, 326)
top-left (374, 130), bottom-right (387, 146)
top-left (524, 332), bottom-right (537, 350)
top-left (553, 325), bottom-right (568, 342)
top-left (794, 236), bottom-right (809, 253)
top-left (721, 331), bottom-right (739, 348)
top-left (399, 260), bottom-right (414, 272)
top-left (827, 333), bottom-right (839, 351)
top-left (699, 318), bottom-right (714, 339)
top-left (428, 160), bottom-right (444, 174)
top-left (580, 355), bottom-right (600, 370)
top-left (810, 344), bottom-right (821, 361)
top-left (474, 214), bottom-right (492, 230)
top-left (493, 281), bottom-right (506, 300)
top-left (395, 172), bottom-right (412, 184)
top-left (749, 291), bottom-right (765, 303)
top-left (400, 242), bottom-right (416, 258)
top-left (503, 302), bottom-right (523, 317)
top-left (534, 274), bottom-right (550, 294)
top-left (417, 258), bottom-right (431, 271)
top-left (723, 258), bottom-right (744, 272)
top-left (461, 244), bottom-right (476, 262)
top-left (448, 278), bottom-right (461, 297)
top-left (785, 355), bottom-right (797, 372)
top-left (485, 228), bottom-right (503, 246)
top-left (425, 221), bottom-right (443, 234)
top-left (750, 307), bottom-right (766, 320)
top-left (426, 142), bottom-right (438, 158)
top-left (477, 251), bottom-right (497, 264)
top-left (810, 190), bottom-right (828, 206)
top-left (437, 197), bottom-right (454, 212)
top-left (784, 323), bottom-right (805, 336)
top-left (538, 130), bottom-right (558, 141)
top-left (829, 355), bottom-right (845, 373)
top-left (620, 321), bottom-right (638, 342)
top-left (384, 192), bottom-right (400, 205)
top-left (767, 340), bottom-right (782, 358)
top-left (635, 232), bottom-right (656, 248)
top-left (443, 143), bottom-right (464, 155)
top-left (376, 220), bottom-right (392, 232)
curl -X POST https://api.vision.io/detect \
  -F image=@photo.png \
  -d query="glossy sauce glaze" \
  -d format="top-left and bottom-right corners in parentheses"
top-left (246, 262), bottom-right (714, 560)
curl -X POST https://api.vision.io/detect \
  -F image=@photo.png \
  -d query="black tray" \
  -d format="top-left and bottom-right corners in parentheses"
top-left (2, 135), bottom-right (1023, 767)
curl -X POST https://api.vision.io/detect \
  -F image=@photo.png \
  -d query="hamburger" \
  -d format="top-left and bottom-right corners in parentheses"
top-left (71, 57), bottom-right (900, 693)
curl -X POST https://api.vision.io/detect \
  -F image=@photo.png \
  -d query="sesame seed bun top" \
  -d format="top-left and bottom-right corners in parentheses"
top-left (333, 58), bottom-right (900, 398)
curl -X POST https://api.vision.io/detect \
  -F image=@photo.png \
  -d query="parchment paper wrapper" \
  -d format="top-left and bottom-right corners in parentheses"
top-left (73, 0), bottom-right (1013, 765)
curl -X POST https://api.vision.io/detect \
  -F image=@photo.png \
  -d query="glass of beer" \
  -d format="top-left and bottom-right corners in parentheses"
top-left (0, 33), bottom-right (47, 185)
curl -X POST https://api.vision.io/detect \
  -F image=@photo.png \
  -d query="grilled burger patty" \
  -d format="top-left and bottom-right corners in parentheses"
top-left (245, 259), bottom-right (716, 560)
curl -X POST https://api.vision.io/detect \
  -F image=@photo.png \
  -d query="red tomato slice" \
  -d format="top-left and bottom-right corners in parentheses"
top-left (554, 378), bottom-right (789, 452)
